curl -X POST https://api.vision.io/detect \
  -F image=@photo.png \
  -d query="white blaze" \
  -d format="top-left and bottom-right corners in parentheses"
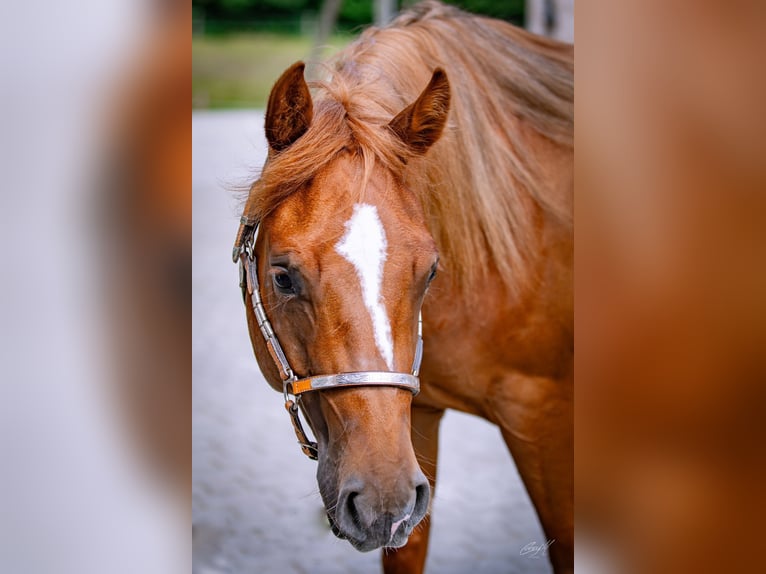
top-left (335, 203), bottom-right (395, 370)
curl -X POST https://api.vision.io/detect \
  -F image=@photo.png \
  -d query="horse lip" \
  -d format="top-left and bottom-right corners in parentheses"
top-left (331, 524), bottom-right (372, 551)
top-left (346, 535), bottom-right (382, 553)
top-left (327, 513), bottom-right (347, 540)
top-left (328, 511), bottom-right (390, 551)
top-left (387, 512), bottom-right (411, 546)
top-left (331, 517), bottom-right (414, 552)
top-left (329, 518), bottom-right (372, 550)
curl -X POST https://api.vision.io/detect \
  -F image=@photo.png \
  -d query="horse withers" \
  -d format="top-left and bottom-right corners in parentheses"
top-left (234, 2), bottom-right (573, 572)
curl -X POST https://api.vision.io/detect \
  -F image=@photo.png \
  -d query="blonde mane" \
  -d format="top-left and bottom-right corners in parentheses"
top-left (246, 0), bottom-right (573, 295)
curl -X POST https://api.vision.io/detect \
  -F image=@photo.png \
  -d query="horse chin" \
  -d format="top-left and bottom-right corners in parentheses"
top-left (327, 513), bottom-right (380, 552)
top-left (327, 510), bottom-right (414, 552)
top-left (384, 529), bottom-right (411, 549)
top-left (328, 513), bottom-right (372, 551)
top-left (346, 535), bottom-right (393, 553)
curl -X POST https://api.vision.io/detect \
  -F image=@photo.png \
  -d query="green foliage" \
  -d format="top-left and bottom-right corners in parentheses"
top-left (219, 0), bottom-right (257, 11)
top-left (192, 0), bottom-right (524, 33)
top-left (440, 0), bottom-right (524, 25)
top-left (339, 0), bottom-right (373, 29)
top-left (259, 0), bottom-right (313, 10)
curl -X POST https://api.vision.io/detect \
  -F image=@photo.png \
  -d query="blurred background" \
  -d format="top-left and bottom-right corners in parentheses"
top-left (192, 0), bottom-right (573, 108)
top-left (1, 0), bottom-right (763, 573)
top-left (1, 1), bottom-right (190, 574)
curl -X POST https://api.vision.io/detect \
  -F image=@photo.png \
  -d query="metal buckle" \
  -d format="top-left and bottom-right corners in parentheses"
top-left (285, 398), bottom-right (318, 461)
top-left (283, 376), bottom-right (296, 404)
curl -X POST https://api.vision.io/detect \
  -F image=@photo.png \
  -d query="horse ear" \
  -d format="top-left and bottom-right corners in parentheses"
top-left (389, 68), bottom-right (450, 155)
top-left (265, 61), bottom-right (313, 152)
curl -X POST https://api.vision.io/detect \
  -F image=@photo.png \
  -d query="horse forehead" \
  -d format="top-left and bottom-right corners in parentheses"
top-left (268, 156), bottom-right (431, 256)
top-left (272, 171), bottom-right (388, 235)
top-left (268, 158), bottom-right (364, 229)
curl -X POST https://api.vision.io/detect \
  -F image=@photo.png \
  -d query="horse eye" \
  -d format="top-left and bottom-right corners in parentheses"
top-left (273, 271), bottom-right (294, 294)
top-left (427, 262), bottom-right (438, 285)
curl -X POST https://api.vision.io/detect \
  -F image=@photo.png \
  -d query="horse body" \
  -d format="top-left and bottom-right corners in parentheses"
top-left (413, 186), bottom-right (573, 574)
top-left (238, 2), bottom-right (572, 572)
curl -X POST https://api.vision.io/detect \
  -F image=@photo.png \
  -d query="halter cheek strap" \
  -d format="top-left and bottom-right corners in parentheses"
top-left (234, 217), bottom-right (424, 461)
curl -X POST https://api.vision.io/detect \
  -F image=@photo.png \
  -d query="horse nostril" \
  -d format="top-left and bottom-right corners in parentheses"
top-left (412, 480), bottom-right (430, 523)
top-left (345, 491), bottom-right (362, 532)
top-left (336, 485), bottom-right (368, 542)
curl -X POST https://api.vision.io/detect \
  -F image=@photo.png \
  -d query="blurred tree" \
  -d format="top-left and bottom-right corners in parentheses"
top-left (192, 0), bottom-right (525, 32)
top-left (312, 0), bottom-right (343, 64)
top-left (339, 0), bottom-right (373, 27)
top-left (435, 0), bottom-right (524, 23)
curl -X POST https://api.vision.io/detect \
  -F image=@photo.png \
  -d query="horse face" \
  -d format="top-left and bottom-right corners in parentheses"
top-left (247, 61), bottom-right (449, 551)
top-left (257, 154), bottom-right (438, 550)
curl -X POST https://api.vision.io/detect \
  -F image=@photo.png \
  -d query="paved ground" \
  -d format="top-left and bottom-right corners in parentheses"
top-left (192, 110), bottom-right (551, 574)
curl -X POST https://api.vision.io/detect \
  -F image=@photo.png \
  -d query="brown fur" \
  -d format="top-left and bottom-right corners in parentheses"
top-left (240, 2), bottom-right (573, 572)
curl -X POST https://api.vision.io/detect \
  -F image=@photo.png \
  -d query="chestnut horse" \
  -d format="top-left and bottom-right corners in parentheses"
top-left (234, 2), bottom-right (572, 572)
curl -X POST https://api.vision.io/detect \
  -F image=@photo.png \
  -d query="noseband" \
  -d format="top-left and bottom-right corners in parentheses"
top-left (233, 217), bottom-right (423, 460)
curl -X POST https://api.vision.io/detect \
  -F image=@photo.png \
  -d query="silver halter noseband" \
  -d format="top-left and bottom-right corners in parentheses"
top-left (233, 216), bottom-right (423, 460)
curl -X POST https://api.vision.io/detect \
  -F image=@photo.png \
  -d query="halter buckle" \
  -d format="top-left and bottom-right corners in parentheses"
top-left (284, 399), bottom-right (318, 461)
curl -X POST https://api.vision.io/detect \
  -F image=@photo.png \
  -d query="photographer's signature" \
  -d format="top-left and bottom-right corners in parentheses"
top-left (519, 539), bottom-right (555, 559)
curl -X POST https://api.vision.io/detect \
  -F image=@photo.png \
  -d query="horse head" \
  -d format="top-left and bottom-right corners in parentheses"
top-left (242, 61), bottom-right (450, 551)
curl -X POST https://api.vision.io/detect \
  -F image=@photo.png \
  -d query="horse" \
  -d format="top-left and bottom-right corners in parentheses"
top-left (233, 2), bottom-right (573, 572)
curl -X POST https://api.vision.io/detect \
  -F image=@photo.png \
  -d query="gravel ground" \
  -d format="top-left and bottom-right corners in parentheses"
top-left (192, 110), bottom-right (551, 574)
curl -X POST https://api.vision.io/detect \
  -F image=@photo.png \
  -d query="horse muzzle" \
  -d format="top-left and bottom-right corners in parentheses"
top-left (330, 472), bottom-right (430, 552)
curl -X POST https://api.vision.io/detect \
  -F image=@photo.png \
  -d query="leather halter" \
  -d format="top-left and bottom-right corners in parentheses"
top-left (233, 216), bottom-right (423, 460)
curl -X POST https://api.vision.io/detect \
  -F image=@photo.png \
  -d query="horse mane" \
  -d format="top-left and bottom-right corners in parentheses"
top-left (247, 0), bottom-right (573, 296)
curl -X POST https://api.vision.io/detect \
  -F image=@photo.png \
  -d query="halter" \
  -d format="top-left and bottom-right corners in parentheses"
top-left (233, 216), bottom-right (423, 460)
